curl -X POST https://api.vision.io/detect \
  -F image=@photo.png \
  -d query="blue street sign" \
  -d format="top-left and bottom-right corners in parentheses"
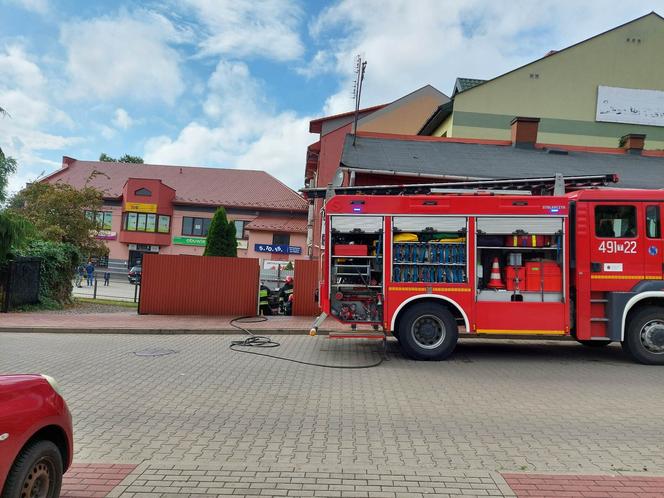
top-left (254, 244), bottom-right (302, 255)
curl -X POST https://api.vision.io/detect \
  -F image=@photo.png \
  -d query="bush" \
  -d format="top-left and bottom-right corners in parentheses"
top-left (19, 240), bottom-right (81, 307)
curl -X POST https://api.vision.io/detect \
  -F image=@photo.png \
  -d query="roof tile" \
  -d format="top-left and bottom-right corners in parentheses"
top-left (44, 159), bottom-right (307, 212)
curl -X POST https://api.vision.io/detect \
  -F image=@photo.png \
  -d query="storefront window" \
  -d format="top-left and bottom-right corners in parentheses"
top-left (146, 213), bottom-right (156, 233)
top-left (158, 215), bottom-right (170, 233)
top-left (85, 210), bottom-right (113, 230)
top-left (126, 212), bottom-right (137, 231)
top-left (273, 233), bottom-right (290, 246)
top-left (182, 217), bottom-right (211, 237)
top-left (123, 212), bottom-right (170, 233)
top-left (234, 220), bottom-right (246, 239)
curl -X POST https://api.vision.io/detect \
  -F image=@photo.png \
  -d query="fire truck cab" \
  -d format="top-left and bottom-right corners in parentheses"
top-left (320, 189), bottom-right (664, 364)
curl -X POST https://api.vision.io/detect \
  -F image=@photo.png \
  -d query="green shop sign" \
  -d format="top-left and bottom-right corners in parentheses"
top-left (173, 236), bottom-right (207, 246)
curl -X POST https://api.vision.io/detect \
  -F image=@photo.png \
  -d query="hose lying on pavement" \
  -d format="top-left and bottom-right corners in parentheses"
top-left (229, 316), bottom-right (385, 369)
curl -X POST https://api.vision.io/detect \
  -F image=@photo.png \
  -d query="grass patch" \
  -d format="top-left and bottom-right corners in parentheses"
top-left (74, 297), bottom-right (138, 308)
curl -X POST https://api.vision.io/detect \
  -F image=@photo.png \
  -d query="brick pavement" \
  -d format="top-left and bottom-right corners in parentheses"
top-left (2, 332), bottom-right (664, 496)
top-left (61, 463), bottom-right (136, 497)
top-left (502, 473), bottom-right (664, 497)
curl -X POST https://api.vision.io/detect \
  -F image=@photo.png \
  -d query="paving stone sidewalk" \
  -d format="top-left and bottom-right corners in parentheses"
top-left (103, 463), bottom-right (515, 498)
top-left (3, 332), bottom-right (664, 497)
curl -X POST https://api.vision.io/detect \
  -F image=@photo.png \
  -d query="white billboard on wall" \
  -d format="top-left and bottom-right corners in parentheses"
top-left (596, 85), bottom-right (664, 126)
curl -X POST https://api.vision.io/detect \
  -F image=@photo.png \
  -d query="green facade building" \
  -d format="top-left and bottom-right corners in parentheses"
top-left (422, 12), bottom-right (664, 150)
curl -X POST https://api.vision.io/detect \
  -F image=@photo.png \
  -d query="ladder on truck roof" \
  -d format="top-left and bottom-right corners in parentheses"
top-left (301, 173), bottom-right (619, 199)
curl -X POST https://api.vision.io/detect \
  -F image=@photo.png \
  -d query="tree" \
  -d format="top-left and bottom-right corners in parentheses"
top-left (0, 211), bottom-right (31, 264)
top-left (9, 182), bottom-right (107, 257)
top-left (99, 153), bottom-right (144, 163)
top-left (204, 207), bottom-right (237, 257)
top-left (0, 150), bottom-right (17, 205)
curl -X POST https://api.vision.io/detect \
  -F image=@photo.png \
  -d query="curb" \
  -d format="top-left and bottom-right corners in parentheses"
top-left (0, 327), bottom-right (329, 335)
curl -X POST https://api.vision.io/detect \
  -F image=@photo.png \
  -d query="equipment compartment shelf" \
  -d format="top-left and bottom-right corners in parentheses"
top-left (393, 262), bottom-right (465, 266)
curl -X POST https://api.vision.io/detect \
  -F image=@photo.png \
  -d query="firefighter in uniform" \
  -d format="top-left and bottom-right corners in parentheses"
top-left (259, 282), bottom-right (271, 315)
top-left (279, 275), bottom-right (294, 315)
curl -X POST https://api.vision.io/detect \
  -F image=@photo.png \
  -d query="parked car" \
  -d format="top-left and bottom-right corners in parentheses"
top-left (128, 266), bottom-right (142, 284)
top-left (0, 374), bottom-right (73, 498)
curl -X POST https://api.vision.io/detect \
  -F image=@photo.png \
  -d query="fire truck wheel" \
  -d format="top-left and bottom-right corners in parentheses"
top-left (398, 303), bottom-right (458, 360)
top-left (623, 306), bottom-right (664, 365)
top-left (577, 340), bottom-right (612, 347)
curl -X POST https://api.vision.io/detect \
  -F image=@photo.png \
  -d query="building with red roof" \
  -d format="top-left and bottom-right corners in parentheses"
top-left (42, 157), bottom-right (308, 272)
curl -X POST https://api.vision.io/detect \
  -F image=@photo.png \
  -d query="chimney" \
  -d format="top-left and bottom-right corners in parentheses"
top-left (510, 117), bottom-right (540, 149)
top-left (619, 133), bottom-right (645, 155)
top-left (62, 156), bottom-right (76, 168)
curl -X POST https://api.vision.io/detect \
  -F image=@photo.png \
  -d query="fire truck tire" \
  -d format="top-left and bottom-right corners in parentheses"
top-left (577, 340), bottom-right (612, 347)
top-left (398, 303), bottom-right (458, 361)
top-left (623, 306), bottom-right (664, 365)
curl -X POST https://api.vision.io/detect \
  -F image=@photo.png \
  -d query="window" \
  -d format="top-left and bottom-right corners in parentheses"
top-left (273, 233), bottom-right (290, 246)
top-left (646, 206), bottom-right (661, 238)
top-left (84, 210), bottom-right (113, 230)
top-left (158, 216), bottom-right (170, 233)
top-left (595, 205), bottom-right (637, 238)
top-left (123, 212), bottom-right (171, 233)
top-left (134, 188), bottom-right (152, 196)
top-left (234, 220), bottom-right (246, 239)
top-left (182, 217), bottom-right (211, 237)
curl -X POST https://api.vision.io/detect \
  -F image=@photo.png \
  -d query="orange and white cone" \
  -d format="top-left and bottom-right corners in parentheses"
top-left (486, 257), bottom-right (505, 289)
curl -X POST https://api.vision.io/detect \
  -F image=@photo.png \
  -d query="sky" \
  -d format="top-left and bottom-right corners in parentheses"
top-left (1, 0), bottom-right (663, 195)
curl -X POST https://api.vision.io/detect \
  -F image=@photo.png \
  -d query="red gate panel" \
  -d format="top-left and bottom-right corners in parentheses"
top-left (139, 254), bottom-right (259, 316)
top-left (293, 259), bottom-right (320, 316)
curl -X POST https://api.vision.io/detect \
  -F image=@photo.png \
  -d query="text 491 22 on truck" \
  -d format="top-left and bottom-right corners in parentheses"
top-left (318, 188), bottom-right (664, 364)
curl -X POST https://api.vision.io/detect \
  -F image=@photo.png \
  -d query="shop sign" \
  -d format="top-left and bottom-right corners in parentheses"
top-left (173, 236), bottom-right (206, 247)
top-left (128, 244), bottom-right (160, 252)
top-left (95, 230), bottom-right (117, 240)
top-left (173, 237), bottom-right (247, 249)
top-left (254, 244), bottom-right (302, 255)
top-left (263, 260), bottom-right (292, 270)
top-left (596, 85), bottom-right (664, 126)
top-left (124, 202), bottom-right (157, 213)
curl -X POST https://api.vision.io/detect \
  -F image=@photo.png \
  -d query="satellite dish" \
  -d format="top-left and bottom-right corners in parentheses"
top-left (332, 168), bottom-right (344, 187)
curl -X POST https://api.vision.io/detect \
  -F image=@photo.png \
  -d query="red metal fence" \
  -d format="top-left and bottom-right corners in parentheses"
top-left (139, 254), bottom-right (259, 316)
top-left (293, 259), bottom-right (320, 316)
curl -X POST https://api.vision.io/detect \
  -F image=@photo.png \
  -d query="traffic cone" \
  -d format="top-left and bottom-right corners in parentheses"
top-left (486, 257), bottom-right (505, 289)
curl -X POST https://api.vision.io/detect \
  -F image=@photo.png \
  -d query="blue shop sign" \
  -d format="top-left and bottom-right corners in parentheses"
top-left (254, 244), bottom-right (302, 255)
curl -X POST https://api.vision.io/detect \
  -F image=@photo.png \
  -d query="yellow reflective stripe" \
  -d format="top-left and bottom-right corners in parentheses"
top-left (432, 287), bottom-right (472, 292)
top-left (476, 329), bottom-right (566, 335)
top-left (590, 275), bottom-right (662, 280)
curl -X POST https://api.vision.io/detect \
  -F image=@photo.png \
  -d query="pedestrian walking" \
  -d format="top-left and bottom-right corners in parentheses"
top-left (75, 264), bottom-right (84, 287)
top-left (85, 260), bottom-right (95, 286)
top-left (104, 271), bottom-right (111, 286)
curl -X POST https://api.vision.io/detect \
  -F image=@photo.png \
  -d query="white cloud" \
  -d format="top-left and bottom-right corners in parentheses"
top-left (0, 44), bottom-right (46, 91)
top-left (6, 0), bottom-right (49, 15)
top-left (60, 11), bottom-right (186, 104)
top-left (0, 44), bottom-right (79, 195)
top-left (310, 0), bottom-right (664, 114)
top-left (145, 60), bottom-right (311, 188)
top-left (113, 108), bottom-right (133, 129)
top-left (184, 0), bottom-right (304, 61)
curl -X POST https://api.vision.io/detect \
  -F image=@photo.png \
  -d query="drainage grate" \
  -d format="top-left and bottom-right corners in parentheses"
top-left (133, 347), bottom-right (178, 357)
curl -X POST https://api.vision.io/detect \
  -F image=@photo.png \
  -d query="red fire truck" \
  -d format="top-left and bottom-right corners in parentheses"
top-left (306, 175), bottom-right (664, 365)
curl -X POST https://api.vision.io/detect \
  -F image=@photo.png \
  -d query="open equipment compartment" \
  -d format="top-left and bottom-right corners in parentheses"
top-left (329, 215), bottom-right (384, 324)
top-left (392, 216), bottom-right (468, 284)
top-left (475, 216), bottom-right (565, 302)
